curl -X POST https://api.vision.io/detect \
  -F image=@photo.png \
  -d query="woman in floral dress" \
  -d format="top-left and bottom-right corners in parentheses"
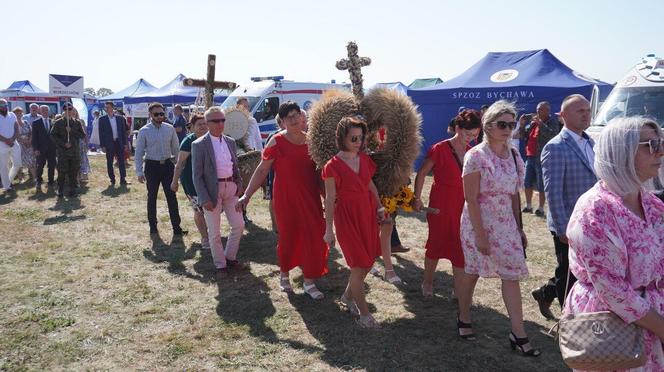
top-left (13, 107), bottom-right (36, 182)
top-left (459, 100), bottom-right (539, 356)
top-left (564, 117), bottom-right (664, 371)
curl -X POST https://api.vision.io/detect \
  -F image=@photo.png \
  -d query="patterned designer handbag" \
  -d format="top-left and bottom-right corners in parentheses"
top-left (556, 268), bottom-right (646, 370)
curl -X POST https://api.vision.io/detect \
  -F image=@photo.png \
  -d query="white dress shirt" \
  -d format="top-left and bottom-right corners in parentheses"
top-left (210, 134), bottom-right (233, 178)
top-left (247, 117), bottom-right (264, 150)
top-left (108, 115), bottom-right (118, 140)
top-left (563, 127), bottom-right (595, 170)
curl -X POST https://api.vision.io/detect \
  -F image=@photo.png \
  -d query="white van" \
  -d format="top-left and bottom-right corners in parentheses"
top-left (588, 54), bottom-right (664, 138)
top-left (221, 77), bottom-right (350, 140)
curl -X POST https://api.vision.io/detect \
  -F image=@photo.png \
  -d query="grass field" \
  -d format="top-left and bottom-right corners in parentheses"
top-left (0, 155), bottom-right (569, 371)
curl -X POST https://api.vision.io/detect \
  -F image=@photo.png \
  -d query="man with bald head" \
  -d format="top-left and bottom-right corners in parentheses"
top-left (531, 94), bottom-right (598, 319)
top-left (32, 105), bottom-right (57, 188)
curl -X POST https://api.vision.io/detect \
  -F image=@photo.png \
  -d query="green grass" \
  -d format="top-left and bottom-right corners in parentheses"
top-left (0, 156), bottom-right (568, 371)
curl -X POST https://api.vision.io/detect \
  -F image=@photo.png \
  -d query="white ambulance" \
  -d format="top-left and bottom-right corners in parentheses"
top-left (221, 76), bottom-right (350, 139)
top-left (589, 54), bottom-right (664, 138)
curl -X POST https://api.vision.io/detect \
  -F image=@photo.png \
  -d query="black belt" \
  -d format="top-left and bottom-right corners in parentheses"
top-left (145, 159), bottom-right (172, 165)
top-left (218, 177), bottom-right (233, 182)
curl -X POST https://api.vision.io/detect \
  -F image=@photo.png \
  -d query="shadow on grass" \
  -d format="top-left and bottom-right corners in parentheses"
top-left (143, 234), bottom-right (208, 282)
top-left (283, 251), bottom-right (565, 371)
top-left (101, 185), bottom-right (131, 198)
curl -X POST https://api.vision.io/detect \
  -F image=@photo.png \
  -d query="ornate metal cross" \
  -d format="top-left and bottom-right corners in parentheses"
top-left (183, 54), bottom-right (237, 108)
top-left (336, 42), bottom-right (371, 100)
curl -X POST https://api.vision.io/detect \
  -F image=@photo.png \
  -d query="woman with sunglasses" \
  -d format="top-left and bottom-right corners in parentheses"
top-left (459, 100), bottom-right (540, 356)
top-left (562, 117), bottom-right (664, 372)
top-left (322, 116), bottom-right (384, 328)
top-left (413, 109), bottom-right (480, 306)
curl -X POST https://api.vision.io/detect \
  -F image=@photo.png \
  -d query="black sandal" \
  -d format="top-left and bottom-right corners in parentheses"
top-left (508, 332), bottom-right (541, 357)
top-left (457, 318), bottom-right (476, 340)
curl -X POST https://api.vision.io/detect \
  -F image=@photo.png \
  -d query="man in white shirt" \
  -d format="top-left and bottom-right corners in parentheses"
top-left (237, 97), bottom-right (263, 151)
top-left (0, 99), bottom-right (20, 191)
top-left (191, 106), bottom-right (246, 279)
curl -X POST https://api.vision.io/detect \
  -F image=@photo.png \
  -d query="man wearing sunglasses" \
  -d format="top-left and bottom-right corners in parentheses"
top-left (135, 102), bottom-right (186, 236)
top-left (191, 107), bottom-right (246, 279)
top-left (531, 94), bottom-right (597, 320)
top-left (50, 102), bottom-right (85, 197)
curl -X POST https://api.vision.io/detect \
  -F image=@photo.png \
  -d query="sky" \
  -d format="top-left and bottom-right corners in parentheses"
top-left (1, 0), bottom-right (659, 93)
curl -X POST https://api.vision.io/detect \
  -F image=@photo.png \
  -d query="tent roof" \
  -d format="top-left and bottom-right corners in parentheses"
top-left (416, 49), bottom-right (611, 91)
top-left (2, 80), bottom-right (46, 94)
top-left (371, 82), bottom-right (409, 95)
top-left (98, 78), bottom-right (156, 102)
top-left (408, 78), bottom-right (443, 89)
top-left (124, 74), bottom-right (226, 104)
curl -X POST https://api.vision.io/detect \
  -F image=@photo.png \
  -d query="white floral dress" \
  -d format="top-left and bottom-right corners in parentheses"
top-left (460, 143), bottom-right (528, 280)
top-left (564, 182), bottom-right (664, 372)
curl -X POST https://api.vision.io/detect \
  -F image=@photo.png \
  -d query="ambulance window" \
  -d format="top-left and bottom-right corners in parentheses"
top-left (254, 97), bottom-right (279, 122)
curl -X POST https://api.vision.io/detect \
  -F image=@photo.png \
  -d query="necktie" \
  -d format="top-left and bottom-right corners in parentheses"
top-left (45, 119), bottom-right (49, 132)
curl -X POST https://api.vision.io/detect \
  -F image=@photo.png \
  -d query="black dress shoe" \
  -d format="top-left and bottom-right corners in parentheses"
top-left (227, 260), bottom-right (249, 271)
top-left (522, 207), bottom-right (533, 213)
top-left (120, 180), bottom-right (130, 185)
top-left (391, 245), bottom-right (410, 253)
top-left (531, 288), bottom-right (556, 320)
top-left (173, 228), bottom-right (188, 236)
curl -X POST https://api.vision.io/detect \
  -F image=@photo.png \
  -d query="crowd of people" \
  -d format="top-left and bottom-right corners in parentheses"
top-left (3, 92), bottom-right (664, 368)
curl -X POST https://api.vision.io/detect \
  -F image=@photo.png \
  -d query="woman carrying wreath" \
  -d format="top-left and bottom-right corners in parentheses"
top-left (323, 116), bottom-right (383, 329)
top-left (237, 101), bottom-right (329, 300)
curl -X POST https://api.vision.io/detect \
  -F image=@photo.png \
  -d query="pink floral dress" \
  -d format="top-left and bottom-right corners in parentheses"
top-left (460, 143), bottom-right (528, 280)
top-left (564, 181), bottom-right (664, 372)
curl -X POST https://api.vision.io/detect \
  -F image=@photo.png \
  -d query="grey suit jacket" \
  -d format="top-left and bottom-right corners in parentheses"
top-left (191, 133), bottom-right (242, 208)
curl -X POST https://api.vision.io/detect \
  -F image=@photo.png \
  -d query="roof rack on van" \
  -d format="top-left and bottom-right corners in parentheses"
top-left (250, 76), bottom-right (284, 82)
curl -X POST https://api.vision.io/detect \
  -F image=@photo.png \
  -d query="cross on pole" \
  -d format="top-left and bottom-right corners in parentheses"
top-left (183, 54), bottom-right (237, 109)
top-left (336, 41), bottom-right (371, 100)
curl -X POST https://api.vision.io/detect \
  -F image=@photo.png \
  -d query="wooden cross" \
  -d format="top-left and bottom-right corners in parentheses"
top-left (336, 41), bottom-right (371, 99)
top-left (183, 54), bottom-right (237, 108)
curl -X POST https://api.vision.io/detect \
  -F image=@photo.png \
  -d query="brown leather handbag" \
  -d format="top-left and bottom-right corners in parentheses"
top-left (556, 270), bottom-right (646, 370)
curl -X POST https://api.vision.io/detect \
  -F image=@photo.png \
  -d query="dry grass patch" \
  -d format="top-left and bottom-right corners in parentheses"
top-left (0, 156), bottom-right (568, 371)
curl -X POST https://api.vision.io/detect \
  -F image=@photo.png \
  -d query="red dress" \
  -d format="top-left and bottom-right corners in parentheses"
top-left (322, 153), bottom-right (380, 268)
top-left (263, 134), bottom-right (329, 278)
top-left (424, 140), bottom-right (467, 267)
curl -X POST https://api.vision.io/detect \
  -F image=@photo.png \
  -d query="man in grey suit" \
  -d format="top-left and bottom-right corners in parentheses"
top-left (531, 94), bottom-right (598, 319)
top-left (191, 106), bottom-right (246, 279)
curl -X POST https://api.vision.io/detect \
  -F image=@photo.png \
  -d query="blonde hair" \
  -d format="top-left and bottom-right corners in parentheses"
top-left (481, 100), bottom-right (517, 143)
top-left (595, 117), bottom-right (663, 196)
top-left (204, 106), bottom-right (223, 120)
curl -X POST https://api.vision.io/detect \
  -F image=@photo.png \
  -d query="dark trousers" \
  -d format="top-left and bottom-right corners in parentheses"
top-left (144, 160), bottom-right (181, 230)
top-left (56, 152), bottom-right (79, 191)
top-left (105, 140), bottom-right (126, 183)
top-left (539, 232), bottom-right (576, 307)
top-left (391, 223), bottom-right (401, 247)
top-left (36, 148), bottom-right (57, 184)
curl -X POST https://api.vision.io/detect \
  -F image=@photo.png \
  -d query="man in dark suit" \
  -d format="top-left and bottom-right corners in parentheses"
top-left (172, 104), bottom-right (187, 143)
top-left (99, 101), bottom-right (128, 185)
top-left (31, 105), bottom-right (57, 188)
top-left (191, 106), bottom-right (245, 279)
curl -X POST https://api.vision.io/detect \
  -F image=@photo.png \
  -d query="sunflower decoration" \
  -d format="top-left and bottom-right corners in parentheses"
top-left (380, 185), bottom-right (415, 214)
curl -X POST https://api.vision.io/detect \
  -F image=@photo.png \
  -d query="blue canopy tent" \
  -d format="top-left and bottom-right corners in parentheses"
top-left (97, 78), bottom-right (156, 104)
top-left (124, 74), bottom-right (227, 105)
top-left (370, 82), bottom-right (409, 95)
top-left (408, 49), bottom-right (613, 168)
top-left (1, 80), bottom-right (47, 95)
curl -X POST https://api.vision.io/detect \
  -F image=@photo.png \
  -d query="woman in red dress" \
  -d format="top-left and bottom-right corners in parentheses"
top-left (413, 109), bottom-right (481, 310)
top-left (238, 101), bottom-right (329, 300)
top-left (323, 116), bottom-right (384, 329)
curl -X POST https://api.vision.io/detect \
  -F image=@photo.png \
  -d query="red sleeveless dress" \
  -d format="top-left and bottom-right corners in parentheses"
top-left (262, 134), bottom-right (329, 278)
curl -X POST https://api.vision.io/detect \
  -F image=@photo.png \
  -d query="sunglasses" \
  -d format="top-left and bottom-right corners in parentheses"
top-left (207, 118), bottom-right (226, 123)
top-left (63, 106), bottom-right (73, 111)
top-left (350, 135), bottom-right (364, 143)
top-left (493, 121), bottom-right (516, 130)
top-left (638, 138), bottom-right (664, 154)
top-left (152, 112), bottom-right (165, 117)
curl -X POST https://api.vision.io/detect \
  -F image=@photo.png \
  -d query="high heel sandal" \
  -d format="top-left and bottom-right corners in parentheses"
top-left (384, 269), bottom-right (403, 285)
top-left (357, 314), bottom-right (381, 329)
top-left (508, 332), bottom-right (541, 357)
top-left (456, 318), bottom-right (476, 340)
top-left (339, 294), bottom-right (360, 316)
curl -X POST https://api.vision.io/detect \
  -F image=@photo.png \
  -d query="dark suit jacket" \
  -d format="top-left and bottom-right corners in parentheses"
top-left (191, 133), bottom-right (242, 208)
top-left (31, 117), bottom-right (55, 154)
top-left (98, 114), bottom-right (128, 149)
